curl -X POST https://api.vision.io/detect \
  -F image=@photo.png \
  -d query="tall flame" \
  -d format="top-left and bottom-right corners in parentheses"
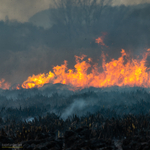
top-left (19, 49), bottom-right (150, 89)
top-left (0, 49), bottom-right (150, 90)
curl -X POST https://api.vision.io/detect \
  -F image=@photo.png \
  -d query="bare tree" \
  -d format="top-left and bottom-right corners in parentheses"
top-left (49, 0), bottom-right (111, 37)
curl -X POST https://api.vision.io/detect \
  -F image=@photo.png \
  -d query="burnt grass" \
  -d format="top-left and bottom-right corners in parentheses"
top-left (0, 88), bottom-right (150, 149)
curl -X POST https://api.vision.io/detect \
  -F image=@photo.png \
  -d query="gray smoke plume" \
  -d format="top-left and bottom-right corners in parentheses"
top-left (0, 1), bottom-right (150, 86)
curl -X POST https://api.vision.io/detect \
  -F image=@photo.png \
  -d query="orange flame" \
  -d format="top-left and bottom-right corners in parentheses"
top-left (95, 33), bottom-right (108, 47)
top-left (21, 71), bottom-right (55, 89)
top-left (0, 49), bottom-right (150, 90)
top-left (95, 37), bottom-right (105, 46)
top-left (0, 79), bottom-right (10, 90)
top-left (147, 48), bottom-right (150, 51)
top-left (19, 49), bottom-right (150, 89)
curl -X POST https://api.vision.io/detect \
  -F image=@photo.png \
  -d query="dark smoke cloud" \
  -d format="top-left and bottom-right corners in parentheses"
top-left (0, 3), bottom-right (150, 86)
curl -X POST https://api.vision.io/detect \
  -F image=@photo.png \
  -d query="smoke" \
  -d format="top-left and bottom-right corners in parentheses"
top-left (0, 86), bottom-right (150, 121)
top-left (61, 99), bottom-right (88, 120)
top-left (0, 2), bottom-right (150, 86)
top-left (25, 117), bottom-right (34, 123)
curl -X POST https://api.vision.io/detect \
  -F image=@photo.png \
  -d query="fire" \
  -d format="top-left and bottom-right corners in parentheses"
top-left (19, 49), bottom-right (150, 89)
top-left (95, 37), bottom-right (105, 46)
top-left (1, 49), bottom-right (150, 90)
top-left (95, 32), bottom-right (108, 47)
top-left (0, 79), bottom-right (10, 90)
top-left (22, 72), bottom-right (55, 89)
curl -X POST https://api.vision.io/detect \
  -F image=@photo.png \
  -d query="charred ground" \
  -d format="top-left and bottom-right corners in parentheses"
top-left (0, 87), bottom-right (150, 149)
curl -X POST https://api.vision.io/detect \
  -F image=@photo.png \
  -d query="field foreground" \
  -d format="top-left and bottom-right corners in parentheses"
top-left (0, 87), bottom-right (150, 149)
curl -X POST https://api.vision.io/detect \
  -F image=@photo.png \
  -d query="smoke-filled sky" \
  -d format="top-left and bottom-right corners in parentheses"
top-left (0, 0), bottom-right (150, 87)
top-left (0, 0), bottom-right (150, 22)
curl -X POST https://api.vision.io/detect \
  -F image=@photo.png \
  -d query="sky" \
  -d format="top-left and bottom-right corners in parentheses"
top-left (0, 0), bottom-right (150, 23)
